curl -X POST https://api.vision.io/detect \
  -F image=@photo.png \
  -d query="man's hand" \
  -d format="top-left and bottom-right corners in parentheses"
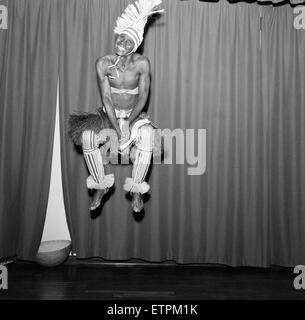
top-left (116, 130), bottom-right (122, 142)
top-left (118, 119), bottom-right (130, 152)
top-left (119, 136), bottom-right (129, 150)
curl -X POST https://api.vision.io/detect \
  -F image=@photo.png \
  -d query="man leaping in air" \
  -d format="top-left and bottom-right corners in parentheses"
top-left (68, 0), bottom-right (164, 213)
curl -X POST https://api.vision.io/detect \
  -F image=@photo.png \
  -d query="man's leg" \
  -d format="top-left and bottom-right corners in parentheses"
top-left (123, 124), bottom-right (154, 212)
top-left (82, 130), bottom-right (115, 210)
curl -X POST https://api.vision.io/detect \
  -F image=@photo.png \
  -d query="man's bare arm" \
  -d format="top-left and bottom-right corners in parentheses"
top-left (96, 57), bottom-right (121, 138)
top-left (128, 57), bottom-right (151, 126)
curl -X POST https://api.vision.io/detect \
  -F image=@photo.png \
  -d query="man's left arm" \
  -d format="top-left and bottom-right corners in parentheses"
top-left (128, 57), bottom-right (151, 126)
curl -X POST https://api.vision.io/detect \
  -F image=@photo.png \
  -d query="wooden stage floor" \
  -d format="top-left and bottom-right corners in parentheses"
top-left (0, 261), bottom-right (304, 300)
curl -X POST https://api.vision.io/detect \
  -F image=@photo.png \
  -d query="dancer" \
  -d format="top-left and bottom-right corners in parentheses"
top-left (68, 0), bottom-right (164, 212)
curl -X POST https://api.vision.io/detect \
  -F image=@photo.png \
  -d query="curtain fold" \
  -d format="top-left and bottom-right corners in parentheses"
top-left (261, 5), bottom-right (305, 266)
top-left (0, 0), bottom-right (59, 260)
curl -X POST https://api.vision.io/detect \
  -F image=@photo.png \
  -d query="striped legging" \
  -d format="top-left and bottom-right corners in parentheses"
top-left (81, 123), bottom-right (154, 193)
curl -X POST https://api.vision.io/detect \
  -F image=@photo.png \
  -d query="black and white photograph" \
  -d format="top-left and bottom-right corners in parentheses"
top-left (0, 0), bottom-right (305, 312)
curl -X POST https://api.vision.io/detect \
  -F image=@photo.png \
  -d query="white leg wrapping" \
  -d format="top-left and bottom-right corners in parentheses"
top-left (123, 124), bottom-right (154, 194)
top-left (82, 130), bottom-right (114, 190)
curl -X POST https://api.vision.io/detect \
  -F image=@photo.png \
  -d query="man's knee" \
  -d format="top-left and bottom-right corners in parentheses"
top-left (81, 130), bottom-right (99, 150)
top-left (136, 124), bottom-right (154, 151)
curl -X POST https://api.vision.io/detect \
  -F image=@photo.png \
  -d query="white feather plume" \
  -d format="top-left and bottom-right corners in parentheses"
top-left (114, 0), bottom-right (164, 35)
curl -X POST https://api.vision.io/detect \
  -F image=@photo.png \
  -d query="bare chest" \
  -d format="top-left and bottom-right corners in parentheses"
top-left (107, 65), bottom-right (140, 89)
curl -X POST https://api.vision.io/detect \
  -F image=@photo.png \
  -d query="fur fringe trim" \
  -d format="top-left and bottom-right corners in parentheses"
top-left (67, 108), bottom-right (112, 146)
top-left (86, 174), bottom-right (115, 190)
top-left (123, 177), bottom-right (150, 194)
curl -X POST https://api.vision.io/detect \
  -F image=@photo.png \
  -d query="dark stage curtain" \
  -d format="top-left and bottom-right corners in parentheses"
top-left (58, 0), bottom-right (301, 267)
top-left (261, 5), bottom-right (305, 265)
top-left (0, 0), bottom-right (59, 260)
top-left (1, 0), bottom-right (304, 266)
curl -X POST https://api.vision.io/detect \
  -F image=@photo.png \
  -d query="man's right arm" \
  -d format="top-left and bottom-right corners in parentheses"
top-left (96, 57), bottom-right (121, 139)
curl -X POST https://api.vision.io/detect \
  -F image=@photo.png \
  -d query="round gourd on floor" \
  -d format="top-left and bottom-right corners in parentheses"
top-left (36, 240), bottom-right (72, 267)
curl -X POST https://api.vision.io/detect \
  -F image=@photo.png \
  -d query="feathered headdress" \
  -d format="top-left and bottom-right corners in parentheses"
top-left (114, 0), bottom-right (164, 52)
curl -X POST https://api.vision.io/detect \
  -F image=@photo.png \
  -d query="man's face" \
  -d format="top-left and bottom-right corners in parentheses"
top-left (115, 34), bottom-right (135, 56)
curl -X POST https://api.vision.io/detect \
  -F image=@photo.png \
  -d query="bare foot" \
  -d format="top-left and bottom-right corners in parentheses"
top-left (131, 193), bottom-right (144, 212)
top-left (89, 188), bottom-right (108, 211)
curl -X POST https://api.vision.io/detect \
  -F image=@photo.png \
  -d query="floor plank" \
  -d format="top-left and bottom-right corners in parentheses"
top-left (0, 262), bottom-right (304, 300)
